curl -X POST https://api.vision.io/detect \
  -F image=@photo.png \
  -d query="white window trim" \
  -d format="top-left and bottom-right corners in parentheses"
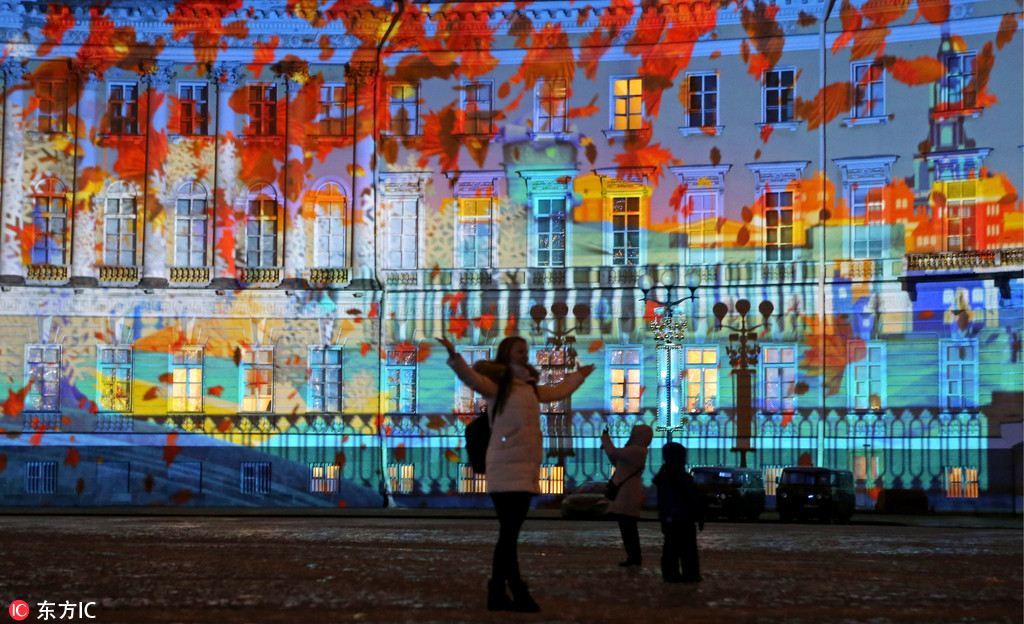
top-left (759, 344), bottom-right (797, 415)
top-left (170, 346), bottom-right (204, 414)
top-left (25, 344), bottom-right (61, 413)
top-left (843, 61), bottom-right (888, 126)
top-left (379, 172), bottom-right (429, 271)
top-left (386, 81), bottom-right (420, 136)
top-left (834, 156), bottom-right (897, 260)
top-left (240, 346), bottom-right (275, 413)
top-left (460, 79), bottom-right (494, 136)
top-left (317, 82), bottom-right (350, 136)
top-left (758, 66), bottom-right (801, 130)
top-left (308, 345), bottom-right (344, 414)
top-left (244, 183), bottom-right (280, 269)
top-left (176, 81), bottom-right (211, 136)
top-left (173, 180), bottom-right (211, 269)
top-left (384, 347), bottom-right (418, 414)
top-left (531, 78), bottom-right (570, 140)
top-left (681, 345), bottom-right (719, 416)
top-left (678, 71), bottom-right (724, 136)
top-left (939, 340), bottom-right (978, 413)
top-left (746, 161), bottom-right (808, 263)
top-left (97, 345), bottom-right (133, 414)
top-left (606, 346), bottom-right (642, 415)
top-left (604, 193), bottom-right (646, 267)
top-left (520, 169), bottom-right (575, 269)
top-left (846, 341), bottom-right (886, 412)
top-left (245, 81), bottom-right (279, 137)
top-left (312, 180), bottom-right (350, 269)
top-left (106, 81), bottom-right (140, 135)
top-left (605, 75), bottom-right (645, 137)
top-left (669, 164), bottom-right (730, 266)
top-left (100, 180), bottom-right (140, 268)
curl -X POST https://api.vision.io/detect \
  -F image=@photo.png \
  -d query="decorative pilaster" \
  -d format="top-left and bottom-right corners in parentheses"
top-left (346, 63), bottom-right (378, 287)
top-left (282, 69), bottom-right (308, 286)
top-left (141, 62), bottom-right (174, 285)
top-left (70, 66), bottom-right (101, 283)
top-left (0, 58), bottom-right (27, 282)
top-left (211, 63), bottom-right (243, 286)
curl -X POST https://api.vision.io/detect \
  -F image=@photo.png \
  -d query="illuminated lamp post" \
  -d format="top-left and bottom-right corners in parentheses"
top-left (638, 270), bottom-right (700, 442)
top-left (530, 302), bottom-right (590, 461)
top-left (712, 299), bottom-right (774, 468)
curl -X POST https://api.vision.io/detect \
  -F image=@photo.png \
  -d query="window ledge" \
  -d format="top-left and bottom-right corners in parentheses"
top-left (528, 131), bottom-right (571, 142)
top-left (26, 130), bottom-right (72, 141)
top-left (933, 107), bottom-right (983, 120)
top-left (602, 128), bottom-right (650, 139)
top-left (842, 116), bottom-right (889, 127)
top-left (239, 134), bottom-right (283, 142)
top-left (678, 125), bottom-right (724, 136)
top-left (169, 133), bottom-right (213, 144)
top-left (756, 121), bottom-right (801, 132)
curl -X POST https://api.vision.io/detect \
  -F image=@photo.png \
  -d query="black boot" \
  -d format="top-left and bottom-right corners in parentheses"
top-left (487, 579), bottom-right (514, 611)
top-left (507, 579), bottom-right (541, 612)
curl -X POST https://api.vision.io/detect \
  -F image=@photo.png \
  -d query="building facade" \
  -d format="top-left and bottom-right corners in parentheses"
top-left (0, 0), bottom-right (1021, 510)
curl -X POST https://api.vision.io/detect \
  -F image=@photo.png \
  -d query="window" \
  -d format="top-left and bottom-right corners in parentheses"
top-left (612, 77), bottom-right (643, 131)
top-left (686, 192), bottom-right (718, 265)
top-left (539, 464), bottom-right (564, 495)
top-left (30, 177), bottom-right (68, 265)
top-left (388, 83), bottom-right (419, 135)
top-left (763, 69), bottom-right (795, 124)
top-left (241, 347), bottom-right (274, 412)
top-left (98, 346), bottom-right (132, 413)
top-left (309, 463), bottom-right (339, 494)
top-left (851, 184), bottom-right (886, 259)
top-left (170, 347), bottom-right (203, 413)
top-left (178, 83), bottom-right (209, 135)
top-left (939, 52), bottom-right (977, 113)
top-left (104, 183), bottom-right (138, 267)
top-left (941, 341), bottom-right (977, 412)
top-left (609, 348), bottom-right (641, 414)
top-left (944, 180), bottom-right (976, 251)
top-left (534, 197), bottom-right (567, 267)
top-left (458, 464), bottom-right (487, 494)
top-left (25, 345), bottom-right (61, 412)
top-left (852, 62), bottom-right (885, 119)
top-left (240, 462), bottom-right (271, 495)
top-left (309, 346), bottom-right (343, 413)
top-left (685, 73), bottom-right (718, 128)
top-left (535, 348), bottom-right (567, 414)
top-left (610, 196), bottom-right (641, 266)
top-left (385, 348), bottom-right (417, 413)
top-left (385, 198), bottom-right (418, 270)
top-left (534, 79), bottom-right (568, 134)
top-left (25, 461), bottom-right (58, 494)
top-left (36, 78), bottom-right (68, 133)
top-left (455, 348), bottom-right (490, 414)
top-left (174, 182), bottom-right (208, 267)
top-left (764, 190), bottom-right (794, 262)
top-left (456, 199), bottom-right (492, 269)
top-left (684, 347), bottom-right (717, 413)
top-left (108, 82), bottom-right (139, 135)
top-left (762, 346), bottom-right (796, 414)
top-left (763, 466), bottom-right (783, 496)
top-left (849, 341), bottom-right (885, 411)
top-left (248, 84), bottom-right (277, 136)
top-left (313, 182), bottom-right (347, 267)
top-left (388, 463), bottom-right (414, 493)
top-left (945, 466), bottom-right (979, 499)
top-left (246, 185), bottom-right (278, 267)
top-left (462, 81), bottom-right (492, 135)
top-left (318, 83), bottom-right (350, 136)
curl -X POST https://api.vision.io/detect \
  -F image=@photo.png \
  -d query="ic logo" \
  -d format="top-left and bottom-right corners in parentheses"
top-left (8, 600), bottom-right (29, 621)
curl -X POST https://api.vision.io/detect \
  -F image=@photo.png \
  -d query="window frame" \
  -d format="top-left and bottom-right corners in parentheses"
top-left (609, 76), bottom-right (643, 132)
top-left (30, 176), bottom-right (69, 266)
top-left (313, 182), bottom-right (348, 268)
top-left (174, 181), bottom-right (209, 268)
top-left (317, 82), bottom-right (351, 136)
top-left (943, 179), bottom-right (977, 252)
top-left (682, 346), bottom-right (718, 415)
top-left (455, 198), bottom-right (493, 270)
top-left (245, 184), bottom-right (279, 268)
top-left (847, 341), bottom-right (886, 412)
top-left (850, 61), bottom-right (886, 122)
top-left (455, 347), bottom-right (490, 415)
top-left (387, 82), bottom-right (420, 136)
top-left (939, 51), bottom-right (978, 114)
top-left (608, 347), bottom-right (642, 414)
top-left (461, 80), bottom-right (493, 136)
top-left (36, 77), bottom-right (69, 133)
top-left (608, 195), bottom-right (643, 266)
top-left (533, 78), bottom-right (568, 136)
top-left (385, 347), bottom-right (417, 414)
top-left (103, 182), bottom-right (139, 267)
top-left (97, 345), bottom-right (133, 413)
top-left (681, 71), bottom-right (720, 133)
top-left (534, 347), bottom-right (568, 415)
top-left (309, 463), bottom-right (340, 494)
top-left (945, 466), bottom-right (979, 499)
top-left (764, 189), bottom-right (794, 263)
top-left (240, 346), bottom-right (275, 413)
top-left (247, 83), bottom-right (278, 136)
top-left (940, 340), bottom-right (978, 412)
top-left (240, 462), bottom-right (272, 495)
top-left (384, 196), bottom-right (420, 270)
top-left (531, 196), bottom-right (568, 268)
top-left (25, 460), bottom-right (58, 494)
top-left (388, 463), bottom-right (415, 494)
top-left (25, 344), bottom-right (61, 413)
top-left (177, 82), bottom-right (210, 136)
top-left (308, 345), bottom-right (343, 413)
top-left (762, 67), bottom-right (796, 125)
top-left (107, 81), bottom-right (140, 135)
top-left (760, 345), bottom-right (797, 414)
top-left (170, 347), bottom-right (204, 413)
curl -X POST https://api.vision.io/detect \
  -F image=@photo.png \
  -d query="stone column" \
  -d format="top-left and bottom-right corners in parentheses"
top-left (210, 63), bottom-right (242, 288)
top-left (281, 69), bottom-right (307, 288)
top-left (347, 62), bottom-right (378, 288)
top-left (70, 65), bottom-right (101, 284)
top-left (141, 62), bottom-right (174, 286)
top-left (0, 57), bottom-right (27, 282)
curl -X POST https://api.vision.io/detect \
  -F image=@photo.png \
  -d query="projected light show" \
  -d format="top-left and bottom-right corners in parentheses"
top-left (0, 0), bottom-right (1019, 512)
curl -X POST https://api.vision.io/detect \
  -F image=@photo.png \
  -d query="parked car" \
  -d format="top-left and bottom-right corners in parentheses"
top-left (776, 467), bottom-right (856, 523)
top-left (560, 480), bottom-right (611, 519)
top-left (691, 466), bottom-right (766, 522)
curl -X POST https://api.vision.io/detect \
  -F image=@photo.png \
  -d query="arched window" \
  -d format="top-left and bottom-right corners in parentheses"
top-left (175, 182), bottom-right (208, 267)
top-left (313, 182), bottom-right (347, 267)
top-left (31, 177), bottom-right (68, 265)
top-left (104, 181), bottom-right (137, 267)
top-left (246, 184), bottom-right (277, 268)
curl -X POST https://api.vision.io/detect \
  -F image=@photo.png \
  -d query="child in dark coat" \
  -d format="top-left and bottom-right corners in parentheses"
top-left (652, 442), bottom-right (704, 583)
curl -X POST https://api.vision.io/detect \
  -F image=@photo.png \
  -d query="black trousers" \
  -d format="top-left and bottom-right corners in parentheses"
top-left (661, 521), bottom-right (700, 581)
top-left (489, 491), bottom-right (533, 584)
top-left (615, 514), bottom-right (642, 563)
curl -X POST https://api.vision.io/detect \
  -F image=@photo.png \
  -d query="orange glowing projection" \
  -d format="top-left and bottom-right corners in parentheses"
top-left (0, 0), bottom-right (1019, 511)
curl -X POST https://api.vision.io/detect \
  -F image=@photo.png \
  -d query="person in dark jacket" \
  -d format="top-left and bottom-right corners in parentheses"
top-left (652, 442), bottom-right (704, 583)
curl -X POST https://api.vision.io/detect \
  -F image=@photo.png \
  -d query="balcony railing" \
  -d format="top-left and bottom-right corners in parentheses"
top-left (238, 267), bottom-right (281, 285)
top-left (906, 249), bottom-right (1022, 272)
top-left (169, 266), bottom-right (211, 284)
top-left (26, 264), bottom-right (68, 282)
top-left (98, 265), bottom-right (140, 284)
top-left (308, 267), bottom-right (350, 285)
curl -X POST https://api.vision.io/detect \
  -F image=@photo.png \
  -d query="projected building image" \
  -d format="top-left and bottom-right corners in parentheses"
top-left (0, 0), bottom-right (1020, 511)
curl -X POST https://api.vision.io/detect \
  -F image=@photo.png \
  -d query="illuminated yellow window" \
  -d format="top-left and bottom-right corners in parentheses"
top-left (946, 467), bottom-right (979, 499)
top-left (170, 348), bottom-right (203, 413)
top-left (458, 464), bottom-right (487, 494)
top-left (609, 348), bottom-right (641, 414)
top-left (388, 463), bottom-right (415, 493)
top-left (309, 464), bottom-right (339, 494)
top-left (98, 346), bottom-right (132, 413)
top-left (613, 78), bottom-right (643, 130)
top-left (684, 347), bottom-right (717, 413)
top-left (539, 464), bottom-right (564, 495)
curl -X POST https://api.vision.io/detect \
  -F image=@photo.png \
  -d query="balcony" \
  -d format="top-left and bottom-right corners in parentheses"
top-left (308, 267), bottom-right (350, 287)
top-left (26, 264), bottom-right (69, 283)
top-left (98, 265), bottom-right (140, 285)
top-left (901, 248), bottom-right (1023, 301)
top-left (238, 267), bottom-right (281, 286)
top-left (169, 266), bottom-right (211, 285)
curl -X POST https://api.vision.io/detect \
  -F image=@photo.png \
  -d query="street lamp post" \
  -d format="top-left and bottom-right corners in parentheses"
top-left (638, 270), bottom-right (700, 441)
top-left (712, 299), bottom-right (774, 468)
top-left (530, 302), bottom-right (590, 460)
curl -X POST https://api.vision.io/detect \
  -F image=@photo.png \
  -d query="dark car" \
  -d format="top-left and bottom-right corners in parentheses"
top-left (560, 480), bottom-right (611, 519)
top-left (691, 466), bottom-right (766, 522)
top-left (776, 467), bottom-right (855, 523)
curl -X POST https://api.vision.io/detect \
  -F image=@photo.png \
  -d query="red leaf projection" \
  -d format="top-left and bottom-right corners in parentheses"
top-left (64, 448), bottom-right (81, 468)
top-left (163, 432), bottom-right (181, 466)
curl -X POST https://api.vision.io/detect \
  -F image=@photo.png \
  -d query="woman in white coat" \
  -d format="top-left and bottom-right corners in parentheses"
top-left (601, 423), bottom-right (654, 566)
top-left (439, 335), bottom-right (594, 612)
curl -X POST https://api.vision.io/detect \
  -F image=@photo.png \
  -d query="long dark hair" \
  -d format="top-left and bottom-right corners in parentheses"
top-left (492, 336), bottom-right (537, 415)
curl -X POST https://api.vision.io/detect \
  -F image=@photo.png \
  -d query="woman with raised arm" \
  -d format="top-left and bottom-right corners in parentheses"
top-left (437, 335), bottom-right (594, 613)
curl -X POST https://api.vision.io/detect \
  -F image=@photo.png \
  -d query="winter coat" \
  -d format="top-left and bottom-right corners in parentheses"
top-left (653, 442), bottom-right (704, 525)
top-left (600, 424), bottom-right (653, 517)
top-left (447, 355), bottom-right (587, 494)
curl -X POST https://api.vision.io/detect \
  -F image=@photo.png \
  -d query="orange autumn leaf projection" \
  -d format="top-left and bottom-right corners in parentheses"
top-left (0, 455), bottom-right (6, 474)
top-left (172, 490), bottom-right (193, 505)
top-left (64, 448), bottom-right (81, 467)
top-left (795, 82), bottom-right (852, 130)
top-left (444, 449), bottom-right (461, 463)
top-left (392, 443), bottom-right (406, 463)
top-left (163, 432), bottom-right (181, 466)
top-left (2, 384), bottom-right (31, 417)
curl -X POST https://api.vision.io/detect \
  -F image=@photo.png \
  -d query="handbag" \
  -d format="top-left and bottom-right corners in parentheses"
top-left (604, 466), bottom-right (643, 501)
top-left (465, 407), bottom-right (491, 474)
